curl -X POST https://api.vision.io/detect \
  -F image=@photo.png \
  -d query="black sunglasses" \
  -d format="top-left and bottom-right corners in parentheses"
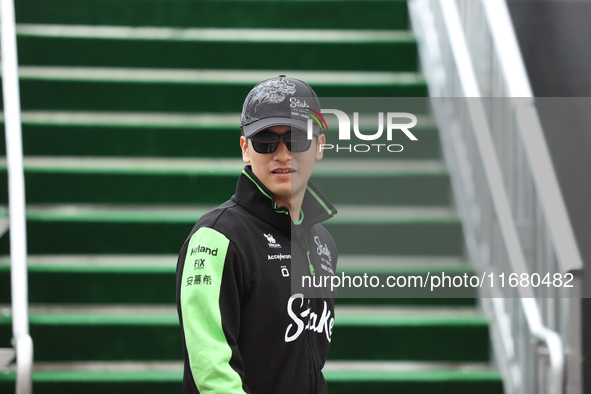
top-left (249, 130), bottom-right (312, 154)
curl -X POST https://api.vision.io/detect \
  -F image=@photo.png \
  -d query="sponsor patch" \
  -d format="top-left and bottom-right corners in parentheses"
top-left (314, 236), bottom-right (332, 266)
top-left (186, 274), bottom-right (212, 286)
top-left (268, 253), bottom-right (291, 261)
top-left (264, 233), bottom-right (282, 248)
top-left (320, 264), bottom-right (334, 275)
top-left (281, 266), bottom-right (290, 277)
top-left (193, 259), bottom-right (205, 270)
top-left (191, 245), bottom-right (218, 256)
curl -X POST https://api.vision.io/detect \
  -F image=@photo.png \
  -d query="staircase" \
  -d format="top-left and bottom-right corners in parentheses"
top-left (0, 0), bottom-right (503, 392)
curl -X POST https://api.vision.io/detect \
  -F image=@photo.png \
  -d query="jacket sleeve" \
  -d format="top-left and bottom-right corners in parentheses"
top-left (178, 226), bottom-right (250, 394)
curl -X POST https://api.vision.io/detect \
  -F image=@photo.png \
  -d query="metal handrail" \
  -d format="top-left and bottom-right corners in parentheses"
top-left (480, 0), bottom-right (532, 98)
top-left (478, 0), bottom-right (583, 275)
top-left (409, 0), bottom-right (582, 393)
top-left (433, 4), bottom-right (565, 392)
top-left (0, 0), bottom-right (34, 393)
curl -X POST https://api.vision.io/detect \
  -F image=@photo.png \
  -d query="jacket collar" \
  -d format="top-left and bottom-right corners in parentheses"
top-left (232, 165), bottom-right (337, 236)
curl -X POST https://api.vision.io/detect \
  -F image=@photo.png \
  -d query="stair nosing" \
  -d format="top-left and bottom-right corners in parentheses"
top-left (14, 66), bottom-right (425, 85)
top-left (0, 157), bottom-right (448, 176)
top-left (0, 254), bottom-right (467, 267)
top-left (4, 360), bottom-right (496, 373)
top-left (0, 304), bottom-right (485, 323)
top-left (0, 204), bottom-right (459, 223)
top-left (1, 361), bottom-right (502, 382)
top-left (16, 24), bottom-right (416, 43)
top-left (1, 111), bottom-right (438, 129)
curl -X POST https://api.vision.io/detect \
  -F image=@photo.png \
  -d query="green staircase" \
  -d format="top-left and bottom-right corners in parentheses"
top-left (0, 0), bottom-right (503, 392)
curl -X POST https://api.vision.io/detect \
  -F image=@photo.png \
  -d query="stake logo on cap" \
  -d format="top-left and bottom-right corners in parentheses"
top-left (240, 75), bottom-right (324, 138)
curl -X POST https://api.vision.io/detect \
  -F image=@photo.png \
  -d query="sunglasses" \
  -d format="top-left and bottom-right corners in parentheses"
top-left (249, 130), bottom-right (312, 154)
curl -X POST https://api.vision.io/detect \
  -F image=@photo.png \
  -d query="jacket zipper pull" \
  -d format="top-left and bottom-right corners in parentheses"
top-left (306, 251), bottom-right (315, 276)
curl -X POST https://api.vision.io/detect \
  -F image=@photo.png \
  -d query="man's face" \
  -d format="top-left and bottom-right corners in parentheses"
top-left (240, 125), bottom-right (326, 204)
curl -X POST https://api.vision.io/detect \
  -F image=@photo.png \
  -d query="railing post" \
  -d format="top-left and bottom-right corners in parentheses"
top-left (0, 0), bottom-right (34, 393)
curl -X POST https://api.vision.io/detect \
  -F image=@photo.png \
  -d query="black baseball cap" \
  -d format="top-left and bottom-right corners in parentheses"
top-left (240, 75), bottom-right (322, 137)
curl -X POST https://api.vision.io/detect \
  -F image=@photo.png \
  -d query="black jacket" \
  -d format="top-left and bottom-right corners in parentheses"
top-left (176, 165), bottom-right (338, 394)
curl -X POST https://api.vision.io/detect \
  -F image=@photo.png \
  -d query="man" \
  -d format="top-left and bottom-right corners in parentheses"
top-left (176, 75), bottom-right (338, 394)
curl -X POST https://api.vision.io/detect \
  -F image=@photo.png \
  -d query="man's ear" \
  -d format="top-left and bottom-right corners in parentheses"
top-left (240, 136), bottom-right (251, 163)
top-left (315, 134), bottom-right (326, 160)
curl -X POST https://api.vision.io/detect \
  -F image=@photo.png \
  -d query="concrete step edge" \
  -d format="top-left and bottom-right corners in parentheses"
top-left (0, 157), bottom-right (447, 176)
top-left (11, 66), bottom-right (425, 85)
top-left (1, 361), bottom-right (502, 383)
top-left (324, 360), bottom-right (494, 373)
top-left (16, 24), bottom-right (416, 43)
top-left (4, 360), bottom-right (496, 373)
top-left (0, 304), bottom-right (482, 319)
top-left (0, 111), bottom-right (438, 129)
top-left (0, 204), bottom-right (459, 223)
top-left (0, 254), bottom-right (468, 268)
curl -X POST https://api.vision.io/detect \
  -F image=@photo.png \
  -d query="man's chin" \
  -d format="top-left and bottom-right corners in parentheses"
top-left (268, 177), bottom-right (307, 202)
top-left (270, 188), bottom-right (292, 201)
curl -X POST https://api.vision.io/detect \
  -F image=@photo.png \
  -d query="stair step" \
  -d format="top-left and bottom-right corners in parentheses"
top-left (14, 66), bottom-right (426, 85)
top-left (338, 255), bottom-right (471, 273)
top-left (325, 361), bottom-right (503, 393)
top-left (1, 67), bottom-right (427, 112)
top-left (0, 112), bottom-right (441, 159)
top-left (0, 205), bottom-right (462, 255)
top-left (0, 361), bottom-right (503, 393)
top-left (14, 0), bottom-right (411, 30)
top-left (325, 369), bottom-right (503, 394)
top-left (0, 158), bottom-right (451, 205)
top-left (330, 306), bottom-right (489, 361)
top-left (313, 160), bottom-right (450, 206)
top-left (0, 255), bottom-right (473, 304)
top-left (17, 25), bottom-right (415, 43)
top-left (0, 305), bottom-right (489, 362)
top-left (0, 255), bottom-right (177, 304)
top-left (326, 206), bottom-right (462, 255)
top-left (325, 360), bottom-right (494, 373)
top-left (1, 359), bottom-right (497, 372)
top-left (17, 25), bottom-right (418, 72)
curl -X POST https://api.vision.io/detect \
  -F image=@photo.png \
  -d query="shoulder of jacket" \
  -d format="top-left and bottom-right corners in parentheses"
top-left (186, 199), bottom-right (255, 248)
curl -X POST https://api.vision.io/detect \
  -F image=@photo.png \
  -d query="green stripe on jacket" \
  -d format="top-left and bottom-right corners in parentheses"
top-left (180, 227), bottom-right (247, 393)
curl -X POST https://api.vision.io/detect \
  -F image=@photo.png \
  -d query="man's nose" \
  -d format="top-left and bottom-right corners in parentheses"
top-left (273, 137), bottom-right (291, 160)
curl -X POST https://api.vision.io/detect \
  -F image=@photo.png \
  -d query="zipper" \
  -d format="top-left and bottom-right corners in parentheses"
top-left (295, 222), bottom-right (316, 277)
top-left (306, 251), bottom-right (315, 276)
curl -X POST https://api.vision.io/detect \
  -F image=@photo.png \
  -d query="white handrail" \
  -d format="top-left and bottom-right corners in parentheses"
top-left (481, 0), bottom-right (532, 98)
top-left (410, 0), bottom-right (567, 393)
top-left (0, 0), bottom-right (34, 393)
top-left (481, 0), bottom-right (583, 274)
top-left (434, 4), bottom-right (565, 391)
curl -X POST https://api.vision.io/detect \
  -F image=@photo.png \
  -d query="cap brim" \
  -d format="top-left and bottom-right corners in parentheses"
top-left (242, 117), bottom-right (321, 137)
